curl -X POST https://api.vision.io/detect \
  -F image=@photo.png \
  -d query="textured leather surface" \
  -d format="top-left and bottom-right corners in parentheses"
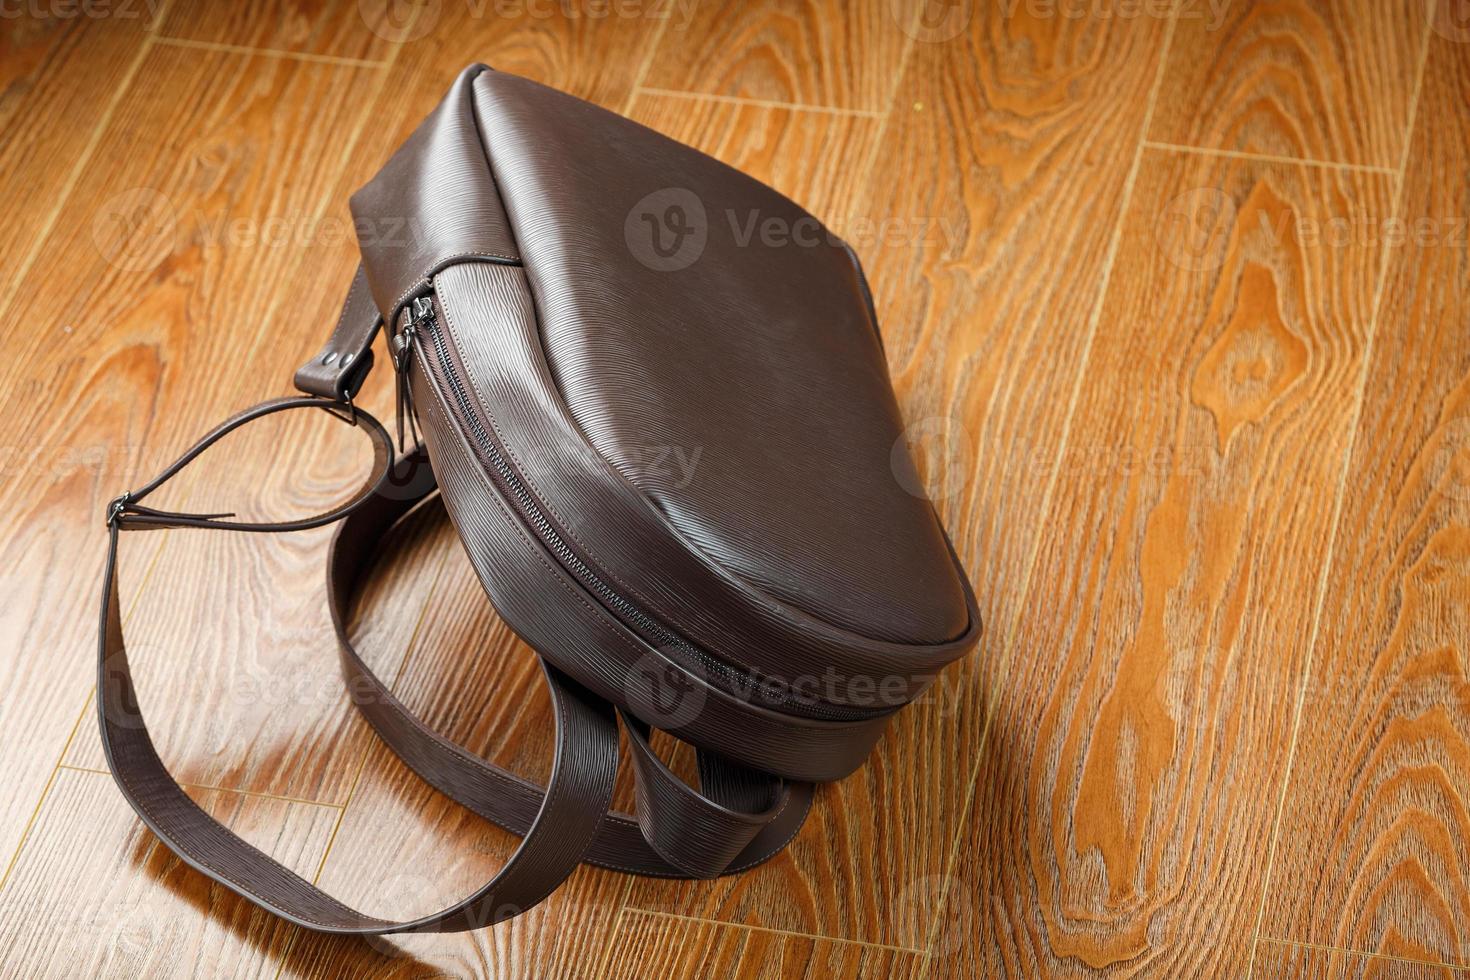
top-left (349, 64), bottom-right (519, 324)
top-left (471, 70), bottom-right (970, 646)
top-left (410, 321), bottom-right (896, 778)
top-left (430, 261), bottom-right (973, 712)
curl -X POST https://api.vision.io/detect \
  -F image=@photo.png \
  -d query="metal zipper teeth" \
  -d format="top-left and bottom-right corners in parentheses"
top-left (410, 295), bottom-right (885, 723)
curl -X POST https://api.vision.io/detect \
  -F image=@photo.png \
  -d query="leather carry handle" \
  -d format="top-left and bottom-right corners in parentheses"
top-left (97, 394), bottom-right (812, 932)
top-left (292, 266), bottom-right (382, 402)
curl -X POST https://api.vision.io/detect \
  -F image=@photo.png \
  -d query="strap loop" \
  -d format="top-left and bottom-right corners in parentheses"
top-left (104, 397), bottom-right (393, 533)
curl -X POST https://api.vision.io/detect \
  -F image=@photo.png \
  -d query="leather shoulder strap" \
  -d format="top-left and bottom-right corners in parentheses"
top-left (99, 399), bottom-right (619, 933)
top-left (95, 288), bottom-right (813, 933)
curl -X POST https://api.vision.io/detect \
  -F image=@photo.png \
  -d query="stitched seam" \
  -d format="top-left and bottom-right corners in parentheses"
top-left (349, 641), bottom-right (657, 842)
top-left (354, 385), bottom-right (712, 879)
top-left (433, 269), bottom-right (950, 693)
top-left (361, 669), bottom-right (528, 797)
top-left (437, 275), bottom-right (590, 550)
top-left (726, 788), bottom-right (815, 873)
top-left (632, 734), bottom-right (787, 828)
top-left (388, 252), bottom-right (521, 316)
top-left (330, 273), bottom-right (361, 344)
top-left (439, 411), bottom-right (826, 744)
top-left (506, 677), bottom-right (580, 912)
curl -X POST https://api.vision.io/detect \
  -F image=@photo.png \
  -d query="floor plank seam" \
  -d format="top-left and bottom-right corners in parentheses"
top-left (618, 906), bottom-right (927, 955)
top-left (150, 35), bottom-right (391, 69)
top-left (622, 13), bottom-right (677, 119)
top-left (586, 22), bottom-right (681, 969)
top-left (590, 877), bottom-right (638, 978)
top-left (0, 695), bottom-right (87, 895)
top-left (1242, 4), bottom-right (1439, 976)
top-left (4, 2), bottom-right (1449, 974)
top-left (1257, 936), bottom-right (1470, 975)
top-left (0, 519), bottom-right (172, 894)
top-left (633, 85), bottom-right (886, 118)
top-left (171, 9), bottom-right (430, 876)
top-left (1141, 139), bottom-right (1398, 175)
top-left (54, 764), bottom-right (348, 812)
top-left (913, 5), bottom-right (1182, 974)
top-left (849, 29), bottom-right (914, 220)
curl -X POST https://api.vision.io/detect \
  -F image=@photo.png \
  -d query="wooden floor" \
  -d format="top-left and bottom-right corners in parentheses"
top-left (0, 0), bottom-right (1465, 976)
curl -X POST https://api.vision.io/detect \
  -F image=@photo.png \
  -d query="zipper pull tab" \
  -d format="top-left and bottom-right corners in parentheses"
top-left (392, 296), bottom-right (432, 452)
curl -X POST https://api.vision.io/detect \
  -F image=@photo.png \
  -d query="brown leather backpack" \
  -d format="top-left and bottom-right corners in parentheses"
top-left (97, 65), bottom-right (980, 934)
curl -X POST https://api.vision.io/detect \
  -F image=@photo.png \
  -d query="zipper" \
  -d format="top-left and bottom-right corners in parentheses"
top-left (396, 291), bottom-right (887, 723)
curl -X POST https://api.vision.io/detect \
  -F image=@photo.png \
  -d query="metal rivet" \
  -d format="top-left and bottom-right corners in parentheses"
top-left (321, 351), bottom-right (337, 365)
top-left (340, 353), bottom-right (354, 367)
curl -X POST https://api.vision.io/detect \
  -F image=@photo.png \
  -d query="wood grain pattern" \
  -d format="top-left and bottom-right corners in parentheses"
top-left (861, 0), bottom-right (1170, 710)
top-left (1254, 941), bottom-right (1467, 980)
top-left (396, 0), bottom-right (666, 112)
top-left (603, 910), bottom-right (926, 980)
top-left (0, 40), bottom-right (379, 897)
top-left (0, 768), bottom-right (336, 978)
top-left (0, 8), bottom-right (155, 296)
top-left (6, 5), bottom-right (670, 973)
top-left (64, 449), bottom-right (450, 801)
top-left (950, 147), bottom-right (1394, 977)
top-left (639, 0), bottom-right (910, 111)
top-left (1256, 33), bottom-right (1470, 969)
top-left (1149, 0), bottom-right (1427, 168)
top-left (0, 47), bottom-right (393, 811)
top-left (619, 3), bottom-right (1172, 950)
top-left (0, 1), bottom-right (1458, 976)
top-left (54, 0), bottom-right (663, 797)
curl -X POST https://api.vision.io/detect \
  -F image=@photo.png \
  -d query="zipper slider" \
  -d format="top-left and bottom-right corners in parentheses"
top-left (393, 296), bottom-right (432, 369)
top-left (392, 295), bottom-right (433, 452)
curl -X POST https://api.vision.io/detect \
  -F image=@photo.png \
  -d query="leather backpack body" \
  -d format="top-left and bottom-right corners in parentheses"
top-left (97, 65), bottom-right (980, 934)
